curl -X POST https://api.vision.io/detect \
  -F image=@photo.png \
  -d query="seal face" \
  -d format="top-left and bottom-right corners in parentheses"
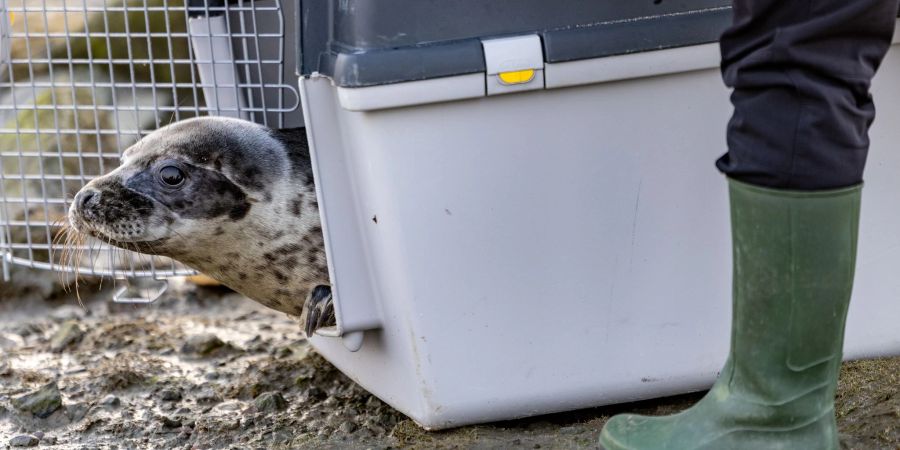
top-left (69, 117), bottom-right (332, 333)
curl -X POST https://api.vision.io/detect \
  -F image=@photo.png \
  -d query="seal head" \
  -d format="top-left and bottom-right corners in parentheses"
top-left (69, 117), bottom-right (331, 330)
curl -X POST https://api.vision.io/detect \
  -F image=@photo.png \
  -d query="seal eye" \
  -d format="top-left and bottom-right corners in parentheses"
top-left (159, 166), bottom-right (185, 187)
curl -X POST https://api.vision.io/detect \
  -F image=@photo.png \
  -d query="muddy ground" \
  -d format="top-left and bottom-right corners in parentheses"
top-left (0, 272), bottom-right (898, 450)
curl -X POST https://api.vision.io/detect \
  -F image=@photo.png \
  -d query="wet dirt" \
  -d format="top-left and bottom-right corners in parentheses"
top-left (0, 273), bottom-right (897, 450)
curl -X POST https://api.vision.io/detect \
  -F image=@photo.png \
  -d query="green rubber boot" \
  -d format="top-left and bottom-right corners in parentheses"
top-left (599, 178), bottom-right (861, 450)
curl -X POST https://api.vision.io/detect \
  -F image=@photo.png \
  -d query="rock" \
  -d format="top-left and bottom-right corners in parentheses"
top-left (63, 365), bottom-right (87, 376)
top-left (222, 418), bottom-right (241, 431)
top-left (180, 334), bottom-right (233, 357)
top-left (305, 419), bottom-right (323, 432)
top-left (159, 388), bottom-right (182, 402)
top-left (99, 394), bottom-right (121, 407)
top-left (353, 427), bottom-right (374, 440)
top-left (376, 412), bottom-right (399, 430)
top-left (305, 386), bottom-right (326, 402)
top-left (8, 323), bottom-right (41, 338)
top-left (211, 400), bottom-right (244, 414)
top-left (65, 402), bottom-right (90, 422)
top-left (326, 412), bottom-right (345, 428)
top-left (49, 305), bottom-right (87, 322)
top-left (160, 416), bottom-right (181, 429)
top-left (49, 320), bottom-right (84, 352)
top-left (100, 368), bottom-right (146, 391)
top-left (267, 430), bottom-right (293, 445)
top-left (365, 396), bottom-right (383, 409)
top-left (0, 334), bottom-right (21, 350)
top-left (363, 417), bottom-right (386, 435)
top-left (177, 429), bottom-right (192, 441)
top-left (302, 409), bottom-right (325, 421)
top-left (8, 435), bottom-right (39, 447)
top-left (11, 382), bottom-right (62, 418)
top-left (0, 354), bottom-right (10, 375)
top-left (253, 392), bottom-right (287, 413)
top-left (338, 420), bottom-right (357, 434)
top-left (294, 366), bottom-right (316, 384)
top-left (195, 388), bottom-right (222, 405)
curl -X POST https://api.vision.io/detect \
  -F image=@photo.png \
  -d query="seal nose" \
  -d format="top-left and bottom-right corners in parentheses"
top-left (75, 189), bottom-right (99, 212)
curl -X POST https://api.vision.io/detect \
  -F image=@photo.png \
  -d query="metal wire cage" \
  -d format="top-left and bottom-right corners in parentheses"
top-left (0, 0), bottom-right (300, 282)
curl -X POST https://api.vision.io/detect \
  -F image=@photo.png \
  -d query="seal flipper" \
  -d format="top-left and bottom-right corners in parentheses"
top-left (304, 285), bottom-right (336, 336)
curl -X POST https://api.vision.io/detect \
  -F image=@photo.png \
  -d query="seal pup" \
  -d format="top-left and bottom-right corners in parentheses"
top-left (67, 116), bottom-right (335, 335)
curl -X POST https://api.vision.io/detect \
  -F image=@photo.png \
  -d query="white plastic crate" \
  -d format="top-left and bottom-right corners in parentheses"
top-left (300, 36), bottom-right (900, 429)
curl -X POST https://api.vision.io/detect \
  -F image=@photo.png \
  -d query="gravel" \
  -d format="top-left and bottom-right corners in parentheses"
top-left (1, 273), bottom-right (898, 449)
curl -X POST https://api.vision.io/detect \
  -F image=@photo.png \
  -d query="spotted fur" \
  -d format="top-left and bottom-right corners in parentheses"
top-left (69, 117), bottom-right (329, 323)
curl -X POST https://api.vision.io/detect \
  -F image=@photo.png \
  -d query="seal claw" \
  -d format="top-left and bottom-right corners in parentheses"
top-left (304, 285), bottom-right (336, 336)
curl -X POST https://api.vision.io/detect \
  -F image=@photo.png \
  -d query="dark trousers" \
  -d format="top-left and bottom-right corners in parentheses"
top-left (717, 0), bottom-right (899, 190)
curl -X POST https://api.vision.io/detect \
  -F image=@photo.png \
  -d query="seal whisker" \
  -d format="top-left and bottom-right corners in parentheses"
top-left (66, 230), bottom-right (79, 287)
top-left (54, 225), bottom-right (71, 288)
top-left (62, 228), bottom-right (78, 287)
top-left (137, 240), bottom-right (160, 257)
top-left (49, 217), bottom-right (69, 274)
top-left (127, 242), bottom-right (145, 270)
top-left (104, 234), bottom-right (117, 288)
top-left (50, 221), bottom-right (66, 266)
top-left (59, 227), bottom-right (73, 287)
top-left (68, 230), bottom-right (84, 285)
top-left (68, 230), bottom-right (82, 289)
top-left (58, 224), bottom-right (85, 293)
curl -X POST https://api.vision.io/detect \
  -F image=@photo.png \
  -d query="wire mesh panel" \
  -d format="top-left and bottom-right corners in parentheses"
top-left (0, 0), bottom-right (300, 280)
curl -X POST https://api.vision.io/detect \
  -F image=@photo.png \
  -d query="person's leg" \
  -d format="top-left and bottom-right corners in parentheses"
top-left (599, 1), bottom-right (898, 449)
top-left (600, 179), bottom-right (862, 450)
top-left (718, 0), bottom-right (897, 190)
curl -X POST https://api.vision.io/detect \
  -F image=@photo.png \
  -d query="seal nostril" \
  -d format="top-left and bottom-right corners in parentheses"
top-left (77, 190), bottom-right (97, 210)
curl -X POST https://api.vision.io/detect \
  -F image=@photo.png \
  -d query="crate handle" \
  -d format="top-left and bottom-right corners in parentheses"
top-left (112, 278), bottom-right (169, 304)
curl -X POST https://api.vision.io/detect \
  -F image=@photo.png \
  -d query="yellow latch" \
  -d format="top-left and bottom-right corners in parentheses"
top-left (482, 35), bottom-right (543, 95)
top-left (497, 69), bottom-right (535, 85)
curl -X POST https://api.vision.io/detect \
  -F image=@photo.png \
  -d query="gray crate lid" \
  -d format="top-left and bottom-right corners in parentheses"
top-left (297, 0), bottom-right (732, 87)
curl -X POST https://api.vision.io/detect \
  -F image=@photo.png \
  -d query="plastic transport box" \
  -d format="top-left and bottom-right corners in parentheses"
top-left (296, 1), bottom-right (900, 429)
